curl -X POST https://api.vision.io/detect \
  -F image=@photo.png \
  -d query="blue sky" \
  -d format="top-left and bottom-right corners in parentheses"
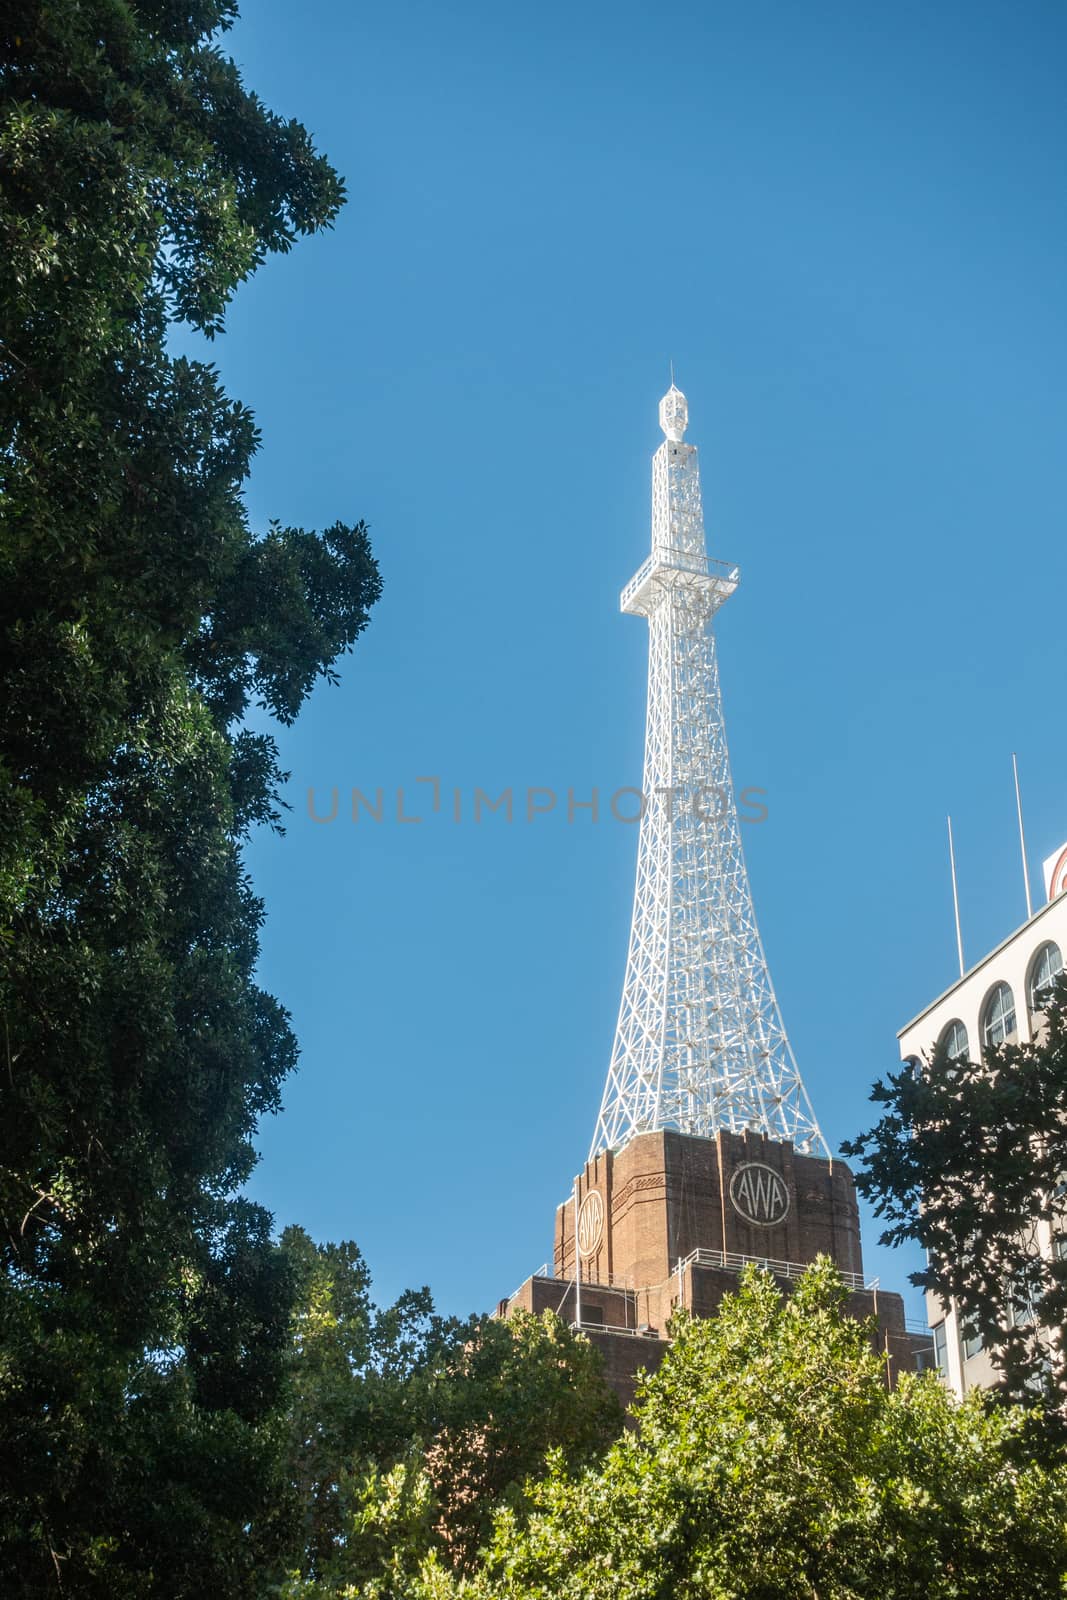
top-left (197, 0), bottom-right (1066, 1319)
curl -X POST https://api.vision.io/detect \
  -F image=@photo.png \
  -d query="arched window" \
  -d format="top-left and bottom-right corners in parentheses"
top-left (1028, 941), bottom-right (1063, 1013)
top-left (982, 981), bottom-right (1016, 1050)
top-left (938, 1019), bottom-right (969, 1064)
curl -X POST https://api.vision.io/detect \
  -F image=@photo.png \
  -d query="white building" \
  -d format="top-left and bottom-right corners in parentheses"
top-left (897, 855), bottom-right (1067, 1398)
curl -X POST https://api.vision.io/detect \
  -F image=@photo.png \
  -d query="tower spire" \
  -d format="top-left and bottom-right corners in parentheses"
top-left (591, 386), bottom-right (827, 1159)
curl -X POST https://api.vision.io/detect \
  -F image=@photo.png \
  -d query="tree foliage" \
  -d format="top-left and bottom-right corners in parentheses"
top-left (0, 2), bottom-right (380, 1590)
top-left (404, 1263), bottom-right (1067, 1600)
top-left (843, 977), bottom-right (1067, 1411)
top-left (280, 1227), bottom-right (471, 1580)
top-left (278, 1230), bottom-right (624, 1592)
top-left (420, 1304), bottom-right (624, 1573)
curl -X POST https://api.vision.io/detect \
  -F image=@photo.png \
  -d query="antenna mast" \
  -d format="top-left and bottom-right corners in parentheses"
top-left (1012, 752), bottom-right (1034, 921)
top-left (590, 386), bottom-right (826, 1160)
top-left (947, 814), bottom-right (965, 979)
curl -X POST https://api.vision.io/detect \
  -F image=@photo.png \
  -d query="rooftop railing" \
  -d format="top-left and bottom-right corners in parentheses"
top-left (677, 1246), bottom-right (870, 1293)
top-left (509, 1250), bottom-right (894, 1306)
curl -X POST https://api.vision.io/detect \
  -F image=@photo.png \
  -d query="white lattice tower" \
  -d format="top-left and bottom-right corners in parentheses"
top-left (591, 385), bottom-right (828, 1160)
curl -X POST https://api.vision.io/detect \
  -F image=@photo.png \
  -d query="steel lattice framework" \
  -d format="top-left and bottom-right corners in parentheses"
top-left (591, 386), bottom-right (828, 1160)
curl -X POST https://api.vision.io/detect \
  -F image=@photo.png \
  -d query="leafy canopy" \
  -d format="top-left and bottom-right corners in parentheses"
top-left (278, 1229), bottom-right (624, 1592)
top-left (0, 1), bottom-right (379, 1591)
top-left (405, 1262), bottom-right (1067, 1600)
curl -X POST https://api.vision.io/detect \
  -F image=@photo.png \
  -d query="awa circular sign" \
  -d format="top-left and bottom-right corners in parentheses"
top-left (577, 1190), bottom-right (605, 1257)
top-left (729, 1162), bottom-right (789, 1227)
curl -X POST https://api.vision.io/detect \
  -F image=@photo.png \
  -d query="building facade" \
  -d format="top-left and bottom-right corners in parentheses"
top-left (504, 1126), bottom-right (926, 1407)
top-left (897, 870), bottom-right (1067, 1398)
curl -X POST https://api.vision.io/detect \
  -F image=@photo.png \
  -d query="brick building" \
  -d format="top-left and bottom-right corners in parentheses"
top-left (502, 1127), bottom-right (930, 1408)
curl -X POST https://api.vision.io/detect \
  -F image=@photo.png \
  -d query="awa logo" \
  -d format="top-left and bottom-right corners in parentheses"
top-left (577, 1190), bottom-right (605, 1257)
top-left (729, 1163), bottom-right (789, 1227)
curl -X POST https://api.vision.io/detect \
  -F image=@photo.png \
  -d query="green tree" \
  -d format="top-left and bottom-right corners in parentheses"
top-left (419, 1307), bottom-right (624, 1574)
top-left (280, 1227), bottom-right (470, 1579)
top-left (0, 2), bottom-right (379, 1591)
top-left (278, 1231), bottom-right (624, 1592)
top-left (843, 977), bottom-right (1067, 1411)
top-left (406, 1263), bottom-right (1067, 1600)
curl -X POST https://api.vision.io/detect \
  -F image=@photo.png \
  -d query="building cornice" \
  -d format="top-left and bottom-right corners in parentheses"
top-left (896, 893), bottom-right (1067, 1040)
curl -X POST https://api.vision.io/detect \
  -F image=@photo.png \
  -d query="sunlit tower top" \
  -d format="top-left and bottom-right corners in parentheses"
top-left (590, 385), bottom-right (827, 1160)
